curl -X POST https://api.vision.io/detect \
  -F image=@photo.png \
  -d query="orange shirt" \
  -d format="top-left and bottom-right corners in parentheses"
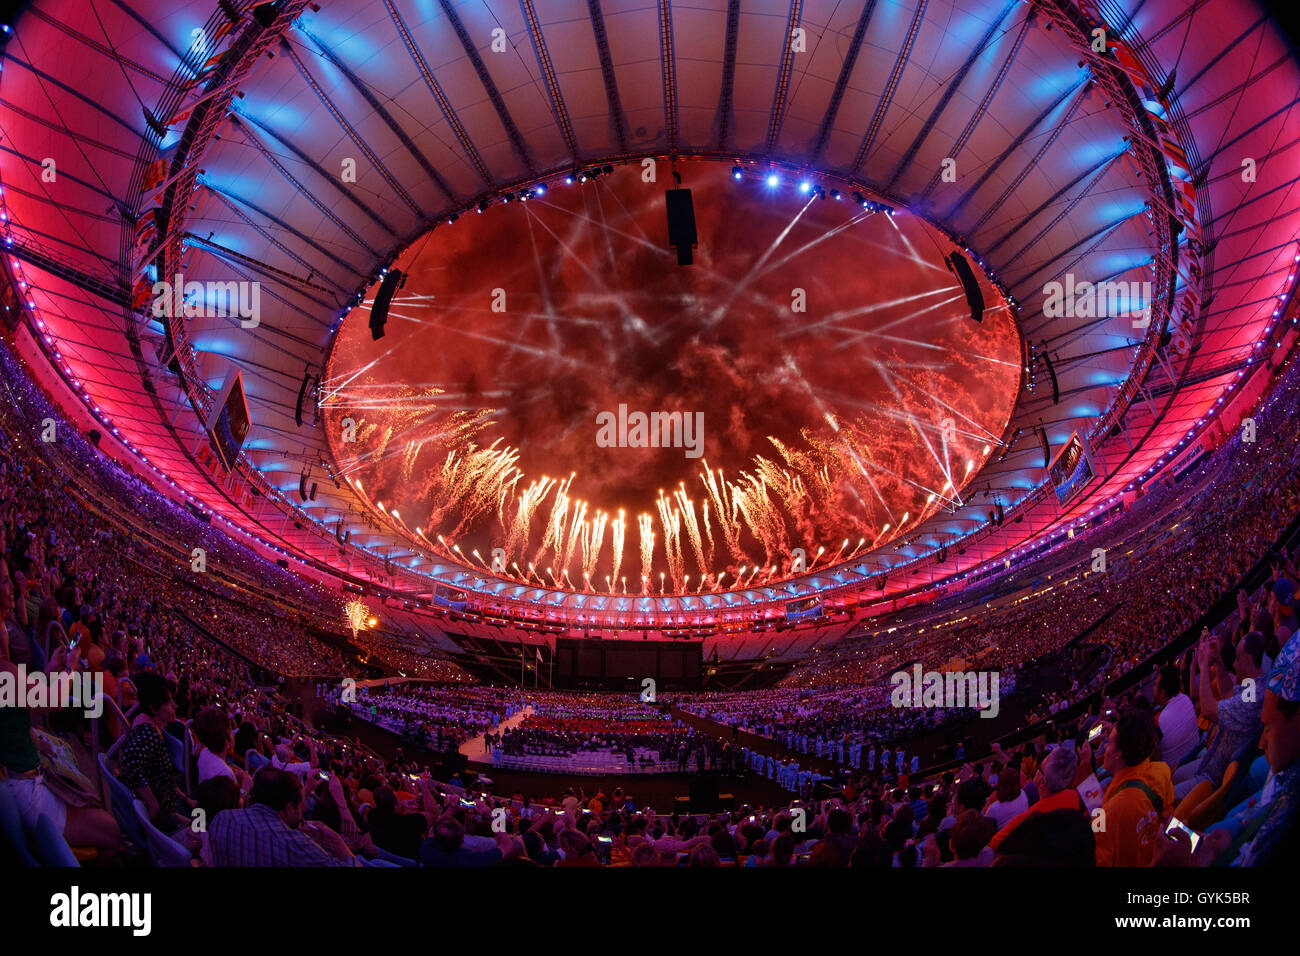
top-left (989, 788), bottom-right (1087, 851)
top-left (1095, 760), bottom-right (1174, 867)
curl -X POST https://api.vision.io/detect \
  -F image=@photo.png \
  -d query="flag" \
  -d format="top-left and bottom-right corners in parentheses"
top-left (133, 208), bottom-right (161, 247)
top-left (1109, 41), bottom-right (1157, 100)
top-left (142, 138), bottom-right (182, 191)
top-left (130, 278), bottom-right (155, 311)
top-left (535, 647), bottom-right (542, 661)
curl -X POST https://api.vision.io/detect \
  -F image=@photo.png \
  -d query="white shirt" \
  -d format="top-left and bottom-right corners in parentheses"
top-left (197, 748), bottom-right (235, 785)
top-left (1157, 693), bottom-right (1200, 769)
top-left (271, 755), bottom-right (312, 778)
top-left (986, 791), bottom-right (1029, 830)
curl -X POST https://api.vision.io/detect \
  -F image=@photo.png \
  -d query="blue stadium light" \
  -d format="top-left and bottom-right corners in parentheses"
top-left (766, 173), bottom-right (779, 187)
top-left (799, 181), bottom-right (811, 193)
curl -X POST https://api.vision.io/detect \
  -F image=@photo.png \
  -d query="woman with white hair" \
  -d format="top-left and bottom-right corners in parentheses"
top-left (988, 746), bottom-right (1087, 853)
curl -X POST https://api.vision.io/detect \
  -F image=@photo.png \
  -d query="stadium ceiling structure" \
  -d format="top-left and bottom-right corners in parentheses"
top-left (1, 0), bottom-right (1298, 627)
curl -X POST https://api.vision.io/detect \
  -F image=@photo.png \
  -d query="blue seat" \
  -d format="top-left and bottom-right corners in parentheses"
top-left (97, 751), bottom-right (145, 847)
top-left (133, 800), bottom-right (192, 867)
top-left (0, 782), bottom-right (38, 866)
top-left (35, 813), bottom-right (79, 867)
top-left (164, 732), bottom-right (186, 775)
top-left (165, 728), bottom-right (193, 795)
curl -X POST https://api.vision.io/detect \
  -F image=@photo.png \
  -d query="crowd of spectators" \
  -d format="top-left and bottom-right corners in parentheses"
top-left (3, 331), bottom-right (1300, 869)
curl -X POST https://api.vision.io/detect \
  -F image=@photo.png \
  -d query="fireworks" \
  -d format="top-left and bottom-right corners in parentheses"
top-left (319, 162), bottom-right (1022, 594)
top-left (344, 599), bottom-right (370, 639)
top-left (323, 385), bottom-right (1010, 593)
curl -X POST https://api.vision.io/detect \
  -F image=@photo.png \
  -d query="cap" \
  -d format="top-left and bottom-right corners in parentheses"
top-left (1274, 577), bottom-right (1296, 608)
top-left (1267, 633), bottom-right (1300, 702)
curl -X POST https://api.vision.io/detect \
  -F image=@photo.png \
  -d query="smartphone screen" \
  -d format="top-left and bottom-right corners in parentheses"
top-left (1165, 817), bottom-right (1201, 852)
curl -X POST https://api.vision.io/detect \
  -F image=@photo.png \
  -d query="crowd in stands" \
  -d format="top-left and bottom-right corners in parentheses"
top-left (787, 353), bottom-right (1300, 704)
top-left (3, 327), bottom-right (1300, 868)
top-left (345, 630), bottom-right (471, 683)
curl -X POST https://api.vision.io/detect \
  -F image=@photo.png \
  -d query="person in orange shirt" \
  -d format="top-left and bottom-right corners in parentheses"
top-left (69, 606), bottom-right (92, 662)
top-left (102, 654), bottom-right (126, 738)
top-left (85, 634), bottom-right (107, 673)
top-left (1095, 708), bottom-right (1174, 867)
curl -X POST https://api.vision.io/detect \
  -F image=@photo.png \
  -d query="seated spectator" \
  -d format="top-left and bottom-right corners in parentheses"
top-left (419, 816), bottom-right (509, 867)
top-left (193, 775), bottom-right (241, 865)
top-left (271, 738), bottom-right (316, 778)
top-left (192, 705), bottom-right (251, 791)
top-left (1216, 639), bottom-right (1300, 865)
top-left (557, 828), bottom-right (601, 867)
top-left (117, 671), bottom-right (192, 833)
top-left (209, 768), bottom-right (359, 866)
top-left (984, 768), bottom-right (1030, 830)
top-left (1096, 708), bottom-right (1173, 866)
top-left (367, 786), bottom-right (428, 861)
top-left (631, 842), bottom-right (661, 867)
top-left (1174, 631), bottom-right (1266, 800)
top-left (1162, 639), bottom-right (1300, 867)
top-left (0, 657), bottom-right (120, 850)
top-left (945, 811), bottom-right (996, 867)
top-left (990, 745), bottom-right (1086, 852)
top-left (688, 843), bottom-right (721, 867)
top-left (992, 809), bottom-right (1096, 867)
top-left (1154, 664), bottom-right (1200, 769)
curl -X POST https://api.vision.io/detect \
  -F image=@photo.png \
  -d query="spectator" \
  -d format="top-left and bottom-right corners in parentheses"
top-left (1154, 664), bottom-right (1199, 770)
top-left (209, 768), bottom-right (359, 866)
top-left (117, 672), bottom-right (192, 833)
top-left (1095, 709), bottom-right (1173, 866)
top-left (1174, 630), bottom-right (1266, 800)
top-left (945, 811), bottom-right (996, 867)
top-left (984, 768), bottom-right (1029, 830)
top-left (367, 786), bottom-right (428, 861)
top-left (990, 746), bottom-right (1086, 852)
top-left (193, 705), bottom-right (251, 790)
top-left (419, 816), bottom-right (508, 867)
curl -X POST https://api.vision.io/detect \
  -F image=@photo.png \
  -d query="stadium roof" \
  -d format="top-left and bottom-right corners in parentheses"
top-left (2, 0), bottom-right (1297, 624)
